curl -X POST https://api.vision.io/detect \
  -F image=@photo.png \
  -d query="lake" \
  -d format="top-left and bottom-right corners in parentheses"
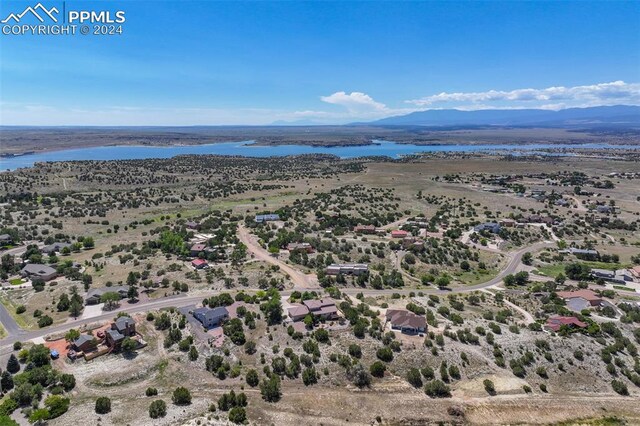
top-left (1, 140), bottom-right (637, 171)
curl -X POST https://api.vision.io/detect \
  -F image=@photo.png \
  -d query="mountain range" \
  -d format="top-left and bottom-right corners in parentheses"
top-left (368, 105), bottom-right (640, 127)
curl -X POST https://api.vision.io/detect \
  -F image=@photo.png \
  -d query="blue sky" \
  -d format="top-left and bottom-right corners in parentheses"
top-left (1, 1), bottom-right (639, 125)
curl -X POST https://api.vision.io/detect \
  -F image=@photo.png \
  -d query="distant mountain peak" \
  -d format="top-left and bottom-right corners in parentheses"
top-left (369, 105), bottom-right (640, 127)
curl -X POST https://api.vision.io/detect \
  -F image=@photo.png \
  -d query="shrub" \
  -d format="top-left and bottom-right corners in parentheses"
top-left (145, 387), bottom-right (158, 397)
top-left (149, 400), bottom-right (167, 418)
top-left (95, 397), bottom-right (111, 414)
top-left (260, 375), bottom-right (282, 402)
top-left (376, 346), bottom-right (393, 362)
top-left (246, 369), bottom-right (259, 387)
top-left (229, 406), bottom-right (247, 424)
top-left (424, 380), bottom-right (451, 398)
top-left (172, 387), bottom-right (192, 405)
top-left (407, 368), bottom-right (423, 388)
top-left (483, 379), bottom-right (496, 395)
top-left (370, 361), bottom-right (386, 378)
top-left (611, 379), bottom-right (629, 395)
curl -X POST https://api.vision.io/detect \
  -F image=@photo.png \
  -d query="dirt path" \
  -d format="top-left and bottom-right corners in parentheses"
top-left (481, 289), bottom-right (535, 325)
top-left (237, 223), bottom-right (318, 289)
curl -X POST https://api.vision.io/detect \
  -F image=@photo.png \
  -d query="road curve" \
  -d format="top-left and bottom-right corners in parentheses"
top-left (237, 223), bottom-right (318, 289)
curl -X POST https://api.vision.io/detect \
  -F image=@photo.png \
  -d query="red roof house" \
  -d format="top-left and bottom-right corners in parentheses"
top-left (545, 315), bottom-right (587, 332)
top-left (391, 230), bottom-right (409, 238)
top-left (191, 258), bottom-right (208, 269)
top-left (556, 289), bottom-right (603, 306)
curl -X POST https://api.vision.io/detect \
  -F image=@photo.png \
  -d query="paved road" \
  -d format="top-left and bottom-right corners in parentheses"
top-left (0, 301), bottom-right (22, 337)
top-left (237, 223), bottom-right (318, 289)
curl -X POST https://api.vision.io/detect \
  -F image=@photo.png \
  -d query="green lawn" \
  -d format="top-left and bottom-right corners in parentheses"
top-left (535, 261), bottom-right (624, 278)
top-left (9, 278), bottom-right (23, 285)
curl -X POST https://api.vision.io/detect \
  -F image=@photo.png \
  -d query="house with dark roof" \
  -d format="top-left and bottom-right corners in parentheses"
top-left (42, 242), bottom-right (72, 255)
top-left (85, 285), bottom-right (129, 305)
top-left (105, 316), bottom-right (136, 349)
top-left (73, 334), bottom-right (97, 353)
top-left (385, 309), bottom-right (426, 334)
top-left (20, 263), bottom-right (57, 281)
top-left (185, 221), bottom-right (200, 230)
top-left (190, 243), bottom-right (207, 257)
top-left (545, 315), bottom-right (587, 332)
top-left (474, 222), bottom-right (501, 233)
top-left (193, 306), bottom-right (229, 329)
top-left (592, 268), bottom-right (634, 284)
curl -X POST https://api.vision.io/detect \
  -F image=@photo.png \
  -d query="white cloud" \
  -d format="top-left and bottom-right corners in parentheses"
top-left (406, 81), bottom-right (640, 109)
top-left (320, 91), bottom-right (388, 113)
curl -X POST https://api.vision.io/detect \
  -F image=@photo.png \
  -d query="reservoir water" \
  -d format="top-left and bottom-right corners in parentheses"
top-left (1, 140), bottom-right (637, 171)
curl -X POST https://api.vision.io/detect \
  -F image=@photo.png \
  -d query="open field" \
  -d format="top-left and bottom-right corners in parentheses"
top-left (0, 151), bottom-right (639, 425)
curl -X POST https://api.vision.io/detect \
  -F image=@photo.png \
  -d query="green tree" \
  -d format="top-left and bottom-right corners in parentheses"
top-left (228, 406), bottom-right (247, 424)
top-left (245, 369), bottom-right (259, 387)
top-left (121, 337), bottom-right (137, 353)
top-left (6, 354), bottom-right (20, 374)
top-left (44, 395), bottom-right (70, 419)
top-left (149, 400), bottom-right (167, 418)
top-left (101, 292), bottom-right (121, 310)
top-left (28, 408), bottom-right (49, 425)
top-left (260, 375), bottom-right (282, 402)
top-left (95, 397), bottom-right (112, 414)
top-left (370, 361), bottom-right (386, 378)
top-left (172, 387), bottom-right (192, 405)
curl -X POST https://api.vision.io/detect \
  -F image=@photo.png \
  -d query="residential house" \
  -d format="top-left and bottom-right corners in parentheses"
top-left (193, 306), bottom-right (229, 328)
top-left (0, 234), bottom-right (13, 245)
top-left (287, 242), bottom-right (314, 253)
top-left (288, 305), bottom-right (310, 321)
top-left (42, 242), bottom-right (72, 255)
top-left (85, 285), bottom-right (129, 305)
top-left (385, 309), bottom-right (426, 334)
top-left (106, 316), bottom-right (136, 349)
top-left (255, 214), bottom-right (280, 223)
top-left (73, 334), bottom-right (97, 353)
top-left (474, 222), bottom-right (501, 233)
top-left (354, 225), bottom-right (376, 234)
top-left (591, 268), bottom-right (633, 284)
top-left (20, 263), bottom-right (57, 281)
top-left (302, 298), bottom-right (338, 320)
top-left (499, 219), bottom-right (517, 228)
top-left (325, 263), bottom-right (368, 276)
top-left (556, 289), bottom-right (603, 312)
top-left (192, 258), bottom-right (208, 269)
top-left (391, 230), bottom-right (409, 238)
top-left (545, 315), bottom-right (587, 332)
top-left (596, 205), bottom-right (616, 214)
top-left (185, 221), bottom-right (200, 230)
top-left (561, 248), bottom-right (599, 258)
top-left (526, 215), bottom-right (554, 225)
top-left (190, 243), bottom-right (207, 257)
